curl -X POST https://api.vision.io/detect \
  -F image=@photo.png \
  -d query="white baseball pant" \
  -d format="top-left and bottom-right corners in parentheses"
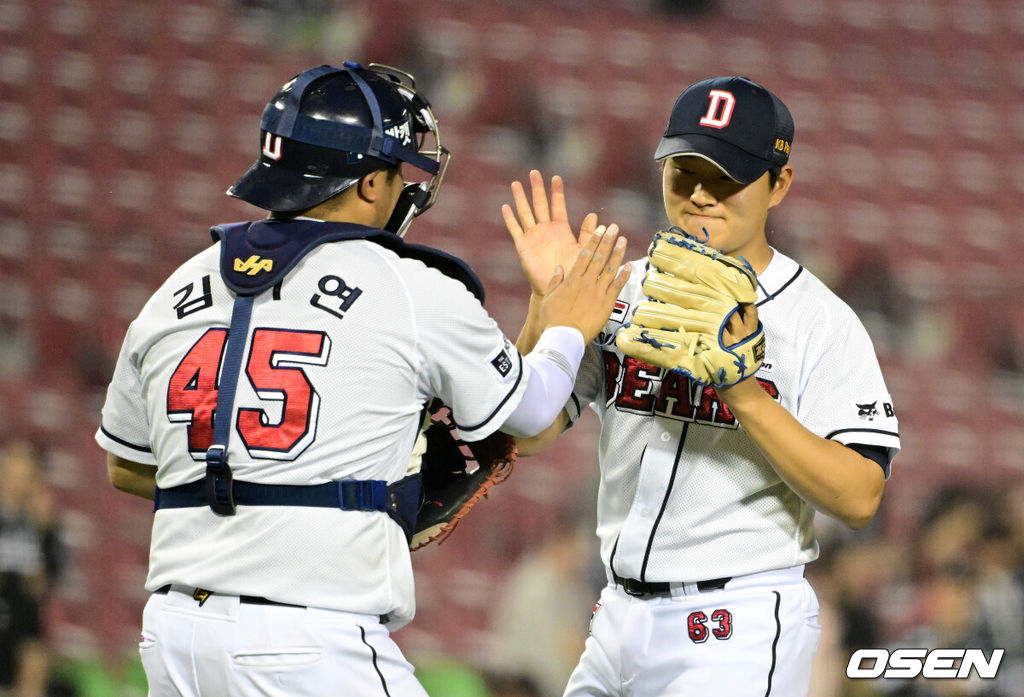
top-left (564, 566), bottom-right (821, 697)
top-left (139, 586), bottom-right (429, 697)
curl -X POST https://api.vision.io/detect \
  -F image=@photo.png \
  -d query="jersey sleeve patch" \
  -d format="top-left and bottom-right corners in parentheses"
top-left (451, 350), bottom-right (525, 437)
top-left (488, 339), bottom-right (517, 384)
top-left (610, 300), bottom-right (630, 324)
top-left (854, 399), bottom-right (896, 421)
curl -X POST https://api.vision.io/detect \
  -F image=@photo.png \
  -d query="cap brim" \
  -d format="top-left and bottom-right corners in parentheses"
top-left (654, 134), bottom-right (771, 185)
top-left (227, 160), bottom-right (359, 213)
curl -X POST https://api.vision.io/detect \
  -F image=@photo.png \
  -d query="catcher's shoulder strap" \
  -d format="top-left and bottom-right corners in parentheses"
top-left (211, 219), bottom-right (484, 301)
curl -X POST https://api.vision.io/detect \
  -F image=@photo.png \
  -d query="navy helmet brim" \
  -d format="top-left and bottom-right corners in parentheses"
top-left (227, 159), bottom-right (360, 214)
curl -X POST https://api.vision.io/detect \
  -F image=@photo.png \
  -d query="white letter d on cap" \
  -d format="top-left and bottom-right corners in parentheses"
top-left (699, 90), bottom-right (736, 129)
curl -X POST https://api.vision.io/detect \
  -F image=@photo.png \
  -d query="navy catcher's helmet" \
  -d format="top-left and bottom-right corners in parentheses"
top-left (228, 61), bottom-right (449, 235)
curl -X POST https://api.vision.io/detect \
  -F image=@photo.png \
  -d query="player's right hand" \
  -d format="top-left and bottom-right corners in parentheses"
top-left (537, 223), bottom-right (629, 343)
top-left (502, 170), bottom-right (597, 295)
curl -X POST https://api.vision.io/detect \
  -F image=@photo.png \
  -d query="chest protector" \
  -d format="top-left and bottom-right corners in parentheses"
top-left (154, 219), bottom-right (484, 543)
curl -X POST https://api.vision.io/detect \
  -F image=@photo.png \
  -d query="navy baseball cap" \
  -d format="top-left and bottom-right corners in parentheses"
top-left (654, 76), bottom-right (794, 184)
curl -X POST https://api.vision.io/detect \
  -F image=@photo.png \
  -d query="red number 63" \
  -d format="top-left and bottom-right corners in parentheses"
top-left (687, 609), bottom-right (734, 643)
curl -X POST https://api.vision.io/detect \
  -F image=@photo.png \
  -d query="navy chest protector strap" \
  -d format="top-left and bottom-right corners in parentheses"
top-left (211, 218), bottom-right (484, 300)
top-left (152, 219), bottom-right (481, 542)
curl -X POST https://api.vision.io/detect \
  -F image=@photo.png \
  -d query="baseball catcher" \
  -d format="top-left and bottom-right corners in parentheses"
top-left (96, 57), bottom-right (631, 697)
top-left (615, 226), bottom-right (765, 387)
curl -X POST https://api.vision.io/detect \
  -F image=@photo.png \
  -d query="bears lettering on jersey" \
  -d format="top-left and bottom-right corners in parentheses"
top-left (602, 350), bottom-right (779, 428)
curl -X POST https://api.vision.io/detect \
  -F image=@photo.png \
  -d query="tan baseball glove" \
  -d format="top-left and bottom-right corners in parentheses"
top-left (615, 227), bottom-right (765, 388)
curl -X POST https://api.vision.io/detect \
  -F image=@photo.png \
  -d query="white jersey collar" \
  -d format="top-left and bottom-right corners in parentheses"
top-left (755, 247), bottom-right (802, 305)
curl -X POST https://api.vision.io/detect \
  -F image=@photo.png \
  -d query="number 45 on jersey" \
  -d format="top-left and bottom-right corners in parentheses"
top-left (167, 328), bottom-right (331, 461)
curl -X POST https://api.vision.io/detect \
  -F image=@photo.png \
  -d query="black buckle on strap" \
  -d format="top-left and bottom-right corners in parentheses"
top-left (204, 445), bottom-right (236, 516)
top-left (339, 480), bottom-right (388, 512)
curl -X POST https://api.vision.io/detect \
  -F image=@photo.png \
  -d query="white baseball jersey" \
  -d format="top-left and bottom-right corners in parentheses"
top-left (568, 247), bottom-right (900, 584)
top-left (95, 222), bottom-right (528, 629)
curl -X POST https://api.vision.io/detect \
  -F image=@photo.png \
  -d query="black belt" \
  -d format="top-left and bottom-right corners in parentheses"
top-left (154, 585), bottom-right (304, 609)
top-left (613, 572), bottom-right (731, 597)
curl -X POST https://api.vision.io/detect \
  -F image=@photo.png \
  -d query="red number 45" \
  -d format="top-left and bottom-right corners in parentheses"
top-left (167, 327), bottom-right (330, 460)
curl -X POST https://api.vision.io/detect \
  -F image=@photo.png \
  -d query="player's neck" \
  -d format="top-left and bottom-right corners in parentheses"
top-left (749, 246), bottom-right (774, 275)
top-left (298, 201), bottom-right (383, 228)
top-left (730, 241), bottom-right (773, 275)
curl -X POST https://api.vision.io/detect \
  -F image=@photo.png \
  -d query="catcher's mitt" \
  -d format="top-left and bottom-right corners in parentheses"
top-left (615, 227), bottom-right (765, 388)
top-left (410, 405), bottom-right (517, 551)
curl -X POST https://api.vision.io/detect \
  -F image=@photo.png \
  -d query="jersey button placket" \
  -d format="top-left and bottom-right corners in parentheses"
top-left (617, 419), bottom-right (684, 574)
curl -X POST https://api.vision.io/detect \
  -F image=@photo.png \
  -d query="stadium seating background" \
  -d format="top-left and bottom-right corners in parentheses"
top-left (1, 0), bottom-right (1022, 688)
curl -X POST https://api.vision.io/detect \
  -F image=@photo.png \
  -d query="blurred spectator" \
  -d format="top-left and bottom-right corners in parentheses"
top-left (234, 0), bottom-right (331, 19)
top-left (833, 247), bottom-right (914, 357)
top-left (0, 441), bottom-right (66, 697)
top-left (482, 671), bottom-right (543, 697)
top-left (804, 485), bottom-right (1024, 697)
top-left (487, 514), bottom-right (598, 697)
top-left (653, 0), bottom-right (718, 18)
top-left (915, 489), bottom-right (986, 583)
top-left (974, 500), bottom-right (1024, 655)
top-left (0, 309), bottom-right (33, 380)
top-left (808, 535), bottom-right (910, 697)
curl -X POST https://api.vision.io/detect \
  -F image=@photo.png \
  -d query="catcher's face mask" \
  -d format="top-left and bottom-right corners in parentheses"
top-left (372, 63), bottom-right (451, 237)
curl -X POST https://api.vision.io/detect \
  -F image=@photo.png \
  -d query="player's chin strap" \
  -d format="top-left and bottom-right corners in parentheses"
top-left (155, 290), bottom-right (423, 542)
top-left (384, 183), bottom-right (430, 237)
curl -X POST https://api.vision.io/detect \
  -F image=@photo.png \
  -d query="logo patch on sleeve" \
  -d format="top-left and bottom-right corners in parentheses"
top-left (489, 340), bottom-right (516, 382)
top-left (610, 300), bottom-right (630, 323)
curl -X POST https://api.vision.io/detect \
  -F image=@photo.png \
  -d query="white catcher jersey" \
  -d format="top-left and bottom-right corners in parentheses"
top-left (95, 230), bottom-right (528, 629)
top-left (569, 248), bottom-right (900, 583)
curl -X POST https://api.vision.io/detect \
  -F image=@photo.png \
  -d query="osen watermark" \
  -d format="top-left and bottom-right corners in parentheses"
top-left (847, 648), bottom-right (1004, 679)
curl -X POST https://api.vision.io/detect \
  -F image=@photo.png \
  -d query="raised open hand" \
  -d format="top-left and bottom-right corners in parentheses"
top-left (502, 170), bottom-right (598, 295)
top-left (538, 223), bottom-right (630, 344)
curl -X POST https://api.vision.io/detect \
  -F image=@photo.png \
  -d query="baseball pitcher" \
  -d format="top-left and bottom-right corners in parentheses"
top-left (504, 76), bottom-right (900, 697)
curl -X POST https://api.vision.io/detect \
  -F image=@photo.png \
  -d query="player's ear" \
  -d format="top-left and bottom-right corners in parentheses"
top-left (767, 165), bottom-right (794, 209)
top-left (356, 169), bottom-right (388, 204)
